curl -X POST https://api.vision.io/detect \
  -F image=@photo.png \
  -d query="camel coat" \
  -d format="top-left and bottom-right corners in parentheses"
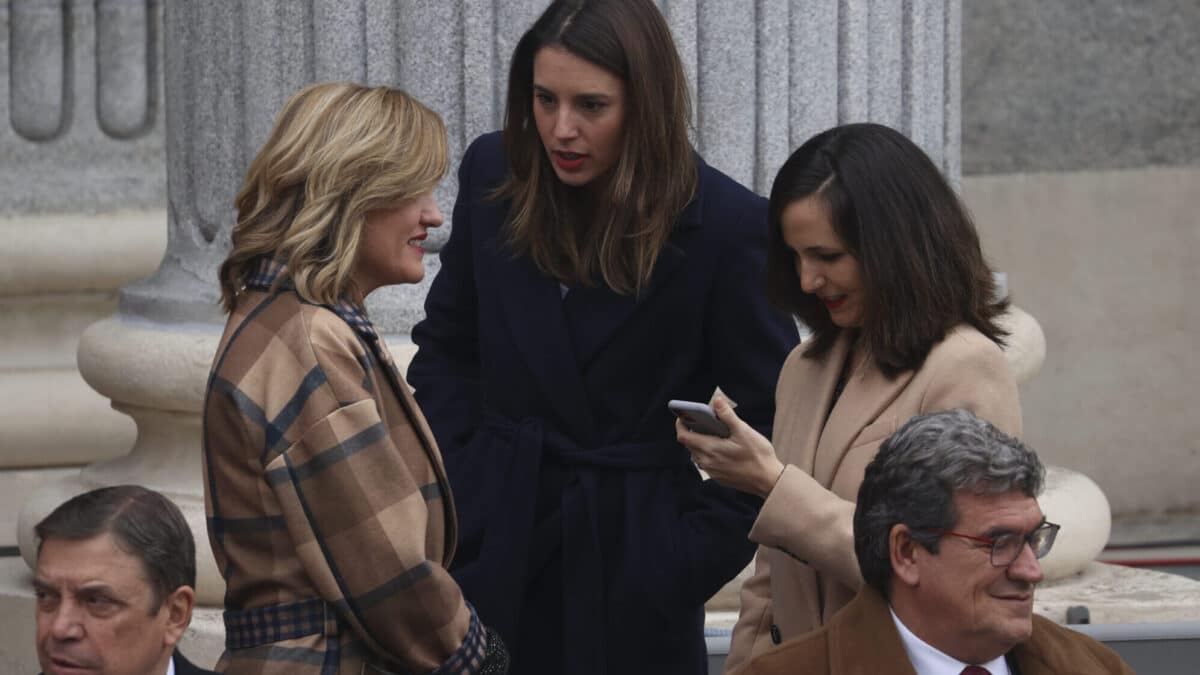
top-left (731, 585), bottom-right (1134, 675)
top-left (724, 325), bottom-right (1022, 672)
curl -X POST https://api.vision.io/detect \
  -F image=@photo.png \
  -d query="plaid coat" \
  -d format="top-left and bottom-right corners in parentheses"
top-left (202, 262), bottom-right (496, 675)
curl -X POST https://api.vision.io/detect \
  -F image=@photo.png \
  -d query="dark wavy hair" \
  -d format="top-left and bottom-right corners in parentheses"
top-left (766, 123), bottom-right (1007, 377)
top-left (494, 0), bottom-right (697, 295)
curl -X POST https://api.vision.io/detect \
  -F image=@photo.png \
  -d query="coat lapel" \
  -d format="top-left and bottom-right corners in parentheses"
top-left (488, 239), bottom-right (599, 439)
top-left (828, 588), bottom-right (917, 675)
top-left (561, 156), bottom-right (705, 368)
top-left (368, 336), bottom-right (460, 562)
top-left (562, 239), bottom-right (688, 367)
top-left (813, 340), bottom-right (915, 486)
top-left (781, 333), bottom-right (852, 475)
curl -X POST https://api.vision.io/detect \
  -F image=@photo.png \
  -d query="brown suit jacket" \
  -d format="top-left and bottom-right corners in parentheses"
top-left (725, 325), bottom-right (1022, 671)
top-left (731, 585), bottom-right (1135, 675)
top-left (203, 277), bottom-right (485, 674)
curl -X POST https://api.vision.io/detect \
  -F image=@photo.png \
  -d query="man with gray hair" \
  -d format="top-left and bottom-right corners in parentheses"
top-left (32, 485), bottom-right (215, 675)
top-left (733, 409), bottom-right (1132, 675)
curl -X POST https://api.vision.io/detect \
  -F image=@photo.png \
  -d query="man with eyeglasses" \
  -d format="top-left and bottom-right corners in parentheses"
top-left (731, 409), bottom-right (1132, 675)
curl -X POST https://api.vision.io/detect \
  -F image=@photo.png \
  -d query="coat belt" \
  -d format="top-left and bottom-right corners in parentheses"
top-left (480, 411), bottom-right (692, 675)
top-left (223, 597), bottom-right (338, 650)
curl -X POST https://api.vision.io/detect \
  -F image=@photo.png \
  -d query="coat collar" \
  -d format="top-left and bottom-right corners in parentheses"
top-left (246, 256), bottom-right (379, 342)
top-left (827, 586), bottom-right (919, 675)
top-left (489, 160), bottom-right (707, 437)
top-left (827, 587), bottom-right (1081, 675)
top-left (246, 255), bottom-right (457, 559)
top-left (812, 331), bottom-right (915, 485)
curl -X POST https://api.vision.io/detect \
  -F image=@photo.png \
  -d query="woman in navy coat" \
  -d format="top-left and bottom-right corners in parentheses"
top-left (408, 1), bottom-right (799, 673)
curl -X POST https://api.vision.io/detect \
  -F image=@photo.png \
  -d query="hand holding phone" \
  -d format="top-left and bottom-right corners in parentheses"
top-left (668, 399), bottom-right (731, 438)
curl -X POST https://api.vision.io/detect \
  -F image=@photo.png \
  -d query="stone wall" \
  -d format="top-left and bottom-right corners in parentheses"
top-left (961, 1), bottom-right (1200, 516)
top-left (963, 0), bottom-right (1200, 174)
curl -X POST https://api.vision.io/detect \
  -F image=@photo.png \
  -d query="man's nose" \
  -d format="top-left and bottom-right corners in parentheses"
top-left (1007, 541), bottom-right (1045, 585)
top-left (48, 604), bottom-right (85, 641)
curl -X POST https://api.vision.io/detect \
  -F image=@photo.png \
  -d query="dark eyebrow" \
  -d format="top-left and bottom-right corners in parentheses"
top-left (76, 582), bottom-right (119, 595)
top-left (983, 516), bottom-right (1047, 540)
top-left (31, 579), bottom-right (54, 593)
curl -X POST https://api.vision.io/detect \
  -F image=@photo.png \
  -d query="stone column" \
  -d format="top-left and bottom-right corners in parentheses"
top-left (0, 0), bottom-right (166, 550)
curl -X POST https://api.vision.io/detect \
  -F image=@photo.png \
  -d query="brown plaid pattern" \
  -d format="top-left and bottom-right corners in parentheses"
top-left (223, 598), bottom-right (330, 650)
top-left (203, 278), bottom-right (492, 675)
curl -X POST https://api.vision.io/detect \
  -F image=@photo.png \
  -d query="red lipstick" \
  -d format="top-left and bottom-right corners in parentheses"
top-left (553, 151), bottom-right (586, 171)
top-left (823, 296), bottom-right (847, 311)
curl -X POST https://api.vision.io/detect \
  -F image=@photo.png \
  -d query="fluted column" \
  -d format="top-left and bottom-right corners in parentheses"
top-left (0, 0), bottom-right (166, 551)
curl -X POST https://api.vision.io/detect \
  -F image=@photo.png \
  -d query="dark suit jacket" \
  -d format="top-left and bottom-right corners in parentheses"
top-left (174, 650), bottom-right (218, 675)
top-left (39, 649), bottom-right (216, 675)
top-left (732, 586), bottom-right (1135, 675)
top-left (409, 131), bottom-right (800, 674)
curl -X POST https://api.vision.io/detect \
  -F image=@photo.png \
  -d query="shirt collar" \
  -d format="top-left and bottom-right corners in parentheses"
top-left (245, 256), bottom-right (379, 343)
top-left (165, 653), bottom-right (176, 675)
top-left (890, 605), bottom-right (1010, 675)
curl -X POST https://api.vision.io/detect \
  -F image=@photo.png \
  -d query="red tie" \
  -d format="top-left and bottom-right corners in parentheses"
top-left (961, 668), bottom-right (991, 675)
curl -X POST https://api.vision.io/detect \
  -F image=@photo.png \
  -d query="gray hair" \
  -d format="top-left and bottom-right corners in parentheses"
top-left (35, 485), bottom-right (196, 612)
top-left (853, 409), bottom-right (1044, 596)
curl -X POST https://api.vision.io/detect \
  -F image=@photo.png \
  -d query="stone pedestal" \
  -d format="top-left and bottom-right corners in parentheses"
top-left (0, 0), bottom-right (168, 552)
top-left (0, 211), bottom-right (165, 550)
top-left (1037, 562), bottom-right (1200, 624)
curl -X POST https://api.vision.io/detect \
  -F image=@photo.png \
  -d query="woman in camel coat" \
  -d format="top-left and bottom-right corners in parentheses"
top-left (677, 123), bottom-right (1021, 672)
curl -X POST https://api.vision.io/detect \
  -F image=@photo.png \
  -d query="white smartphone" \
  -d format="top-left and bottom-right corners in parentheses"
top-left (668, 399), bottom-right (731, 438)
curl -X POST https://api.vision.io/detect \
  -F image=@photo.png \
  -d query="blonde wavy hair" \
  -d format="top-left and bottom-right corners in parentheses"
top-left (219, 82), bottom-right (448, 312)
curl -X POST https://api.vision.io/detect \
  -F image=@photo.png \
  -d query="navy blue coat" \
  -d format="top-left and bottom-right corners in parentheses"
top-left (409, 132), bottom-right (800, 675)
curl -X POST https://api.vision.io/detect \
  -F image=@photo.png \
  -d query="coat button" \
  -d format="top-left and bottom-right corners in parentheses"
top-left (770, 623), bottom-right (782, 644)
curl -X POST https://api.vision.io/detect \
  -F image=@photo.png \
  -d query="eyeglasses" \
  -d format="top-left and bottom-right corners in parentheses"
top-left (920, 522), bottom-right (1061, 567)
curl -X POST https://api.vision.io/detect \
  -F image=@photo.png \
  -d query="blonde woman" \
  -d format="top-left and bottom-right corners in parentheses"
top-left (203, 83), bottom-right (507, 675)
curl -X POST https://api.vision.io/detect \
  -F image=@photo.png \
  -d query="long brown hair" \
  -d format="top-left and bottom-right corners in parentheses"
top-left (495, 0), bottom-right (696, 296)
top-left (218, 82), bottom-right (447, 312)
top-left (766, 123), bottom-right (1008, 377)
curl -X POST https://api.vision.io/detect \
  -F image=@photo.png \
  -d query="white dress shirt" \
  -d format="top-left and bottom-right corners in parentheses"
top-left (890, 606), bottom-right (1010, 675)
top-left (165, 654), bottom-right (176, 675)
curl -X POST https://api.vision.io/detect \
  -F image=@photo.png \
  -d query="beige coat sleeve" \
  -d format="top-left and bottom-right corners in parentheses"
top-left (918, 329), bottom-right (1022, 438)
top-left (746, 331), bottom-right (1023, 600)
top-left (751, 465), bottom-right (861, 587)
top-left (723, 546), bottom-right (777, 673)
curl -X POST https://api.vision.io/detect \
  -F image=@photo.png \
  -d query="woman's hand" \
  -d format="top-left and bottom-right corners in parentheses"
top-left (675, 397), bottom-right (785, 498)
